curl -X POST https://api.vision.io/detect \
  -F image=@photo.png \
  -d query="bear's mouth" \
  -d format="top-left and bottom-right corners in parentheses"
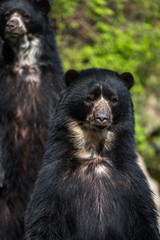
top-left (86, 114), bottom-right (112, 130)
top-left (85, 119), bottom-right (112, 131)
top-left (96, 124), bottom-right (111, 130)
top-left (5, 31), bottom-right (24, 38)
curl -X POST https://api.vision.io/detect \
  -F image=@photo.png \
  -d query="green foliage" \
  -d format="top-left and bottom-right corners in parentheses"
top-left (51, 0), bottom-right (78, 19)
top-left (51, 0), bottom-right (160, 174)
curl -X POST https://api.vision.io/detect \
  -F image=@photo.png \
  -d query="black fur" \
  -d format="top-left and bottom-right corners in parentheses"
top-left (25, 68), bottom-right (160, 240)
top-left (0, 0), bottom-right (64, 239)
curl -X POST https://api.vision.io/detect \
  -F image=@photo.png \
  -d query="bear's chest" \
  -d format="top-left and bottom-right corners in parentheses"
top-left (14, 65), bottom-right (41, 84)
top-left (57, 161), bottom-right (133, 239)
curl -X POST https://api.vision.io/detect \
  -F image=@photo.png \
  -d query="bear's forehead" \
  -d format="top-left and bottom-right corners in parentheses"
top-left (0, 0), bottom-right (36, 13)
top-left (87, 82), bottom-right (118, 97)
top-left (89, 84), bottom-right (102, 94)
top-left (84, 73), bottom-right (121, 87)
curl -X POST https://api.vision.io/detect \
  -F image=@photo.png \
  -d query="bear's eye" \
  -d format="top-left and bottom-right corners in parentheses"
top-left (86, 94), bottom-right (94, 103)
top-left (110, 95), bottom-right (118, 105)
top-left (5, 11), bottom-right (10, 20)
top-left (22, 12), bottom-right (30, 21)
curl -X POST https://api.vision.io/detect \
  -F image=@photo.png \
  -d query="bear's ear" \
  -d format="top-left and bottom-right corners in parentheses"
top-left (36, 0), bottom-right (51, 13)
top-left (64, 69), bottom-right (80, 87)
top-left (119, 72), bottom-right (134, 90)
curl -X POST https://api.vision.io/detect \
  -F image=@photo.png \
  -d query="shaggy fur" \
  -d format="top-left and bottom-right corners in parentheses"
top-left (0, 0), bottom-right (64, 239)
top-left (25, 68), bottom-right (160, 240)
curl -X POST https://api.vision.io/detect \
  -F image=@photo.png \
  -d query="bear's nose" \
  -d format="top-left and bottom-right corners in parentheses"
top-left (95, 112), bottom-right (110, 126)
top-left (6, 19), bottom-right (19, 31)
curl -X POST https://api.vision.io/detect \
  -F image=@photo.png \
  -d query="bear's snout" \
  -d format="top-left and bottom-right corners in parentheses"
top-left (87, 97), bottom-right (112, 128)
top-left (5, 13), bottom-right (27, 38)
top-left (94, 111), bottom-right (111, 127)
top-left (6, 19), bottom-right (19, 31)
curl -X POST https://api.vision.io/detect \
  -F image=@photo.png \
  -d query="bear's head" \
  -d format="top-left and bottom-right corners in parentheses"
top-left (0, 0), bottom-right (50, 40)
top-left (62, 68), bottom-right (134, 136)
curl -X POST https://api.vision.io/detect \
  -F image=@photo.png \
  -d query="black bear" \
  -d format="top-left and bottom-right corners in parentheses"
top-left (25, 68), bottom-right (160, 240)
top-left (0, 0), bottom-right (64, 239)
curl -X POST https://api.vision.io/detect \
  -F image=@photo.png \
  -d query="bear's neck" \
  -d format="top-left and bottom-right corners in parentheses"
top-left (3, 34), bottom-right (45, 84)
top-left (11, 34), bottom-right (42, 70)
top-left (66, 119), bottom-right (135, 163)
top-left (67, 120), bottom-right (115, 155)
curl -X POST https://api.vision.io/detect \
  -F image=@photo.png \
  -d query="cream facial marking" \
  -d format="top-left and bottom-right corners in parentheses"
top-left (7, 12), bottom-right (27, 33)
top-left (100, 85), bottom-right (103, 96)
top-left (86, 96), bottom-right (112, 129)
top-left (67, 118), bottom-right (115, 154)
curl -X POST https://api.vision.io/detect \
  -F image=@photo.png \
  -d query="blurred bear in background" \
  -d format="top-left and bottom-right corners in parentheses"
top-left (0, 0), bottom-right (64, 239)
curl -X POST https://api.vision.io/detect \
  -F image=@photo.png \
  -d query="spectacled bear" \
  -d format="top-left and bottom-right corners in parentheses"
top-left (25, 68), bottom-right (160, 240)
top-left (0, 0), bottom-right (64, 239)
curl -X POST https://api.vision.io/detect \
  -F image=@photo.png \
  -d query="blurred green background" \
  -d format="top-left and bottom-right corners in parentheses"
top-left (50, 0), bottom-right (160, 182)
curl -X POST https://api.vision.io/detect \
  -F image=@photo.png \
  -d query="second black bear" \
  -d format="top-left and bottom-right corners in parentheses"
top-left (0, 0), bottom-right (64, 239)
top-left (25, 68), bottom-right (160, 240)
